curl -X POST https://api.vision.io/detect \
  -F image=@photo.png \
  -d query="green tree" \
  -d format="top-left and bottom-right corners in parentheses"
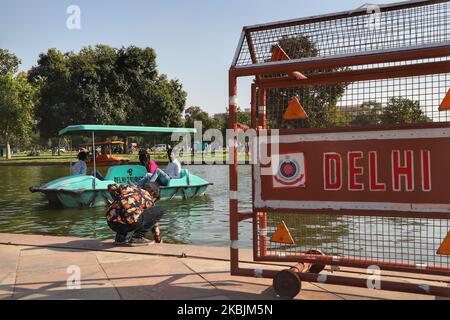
top-left (131, 74), bottom-right (186, 127)
top-left (0, 49), bottom-right (20, 75)
top-left (0, 72), bottom-right (37, 159)
top-left (237, 109), bottom-right (251, 127)
top-left (323, 104), bottom-right (352, 127)
top-left (117, 46), bottom-right (185, 127)
top-left (217, 107), bottom-right (251, 135)
top-left (185, 106), bottom-right (220, 131)
top-left (381, 97), bottom-right (428, 125)
top-left (28, 48), bottom-right (77, 138)
top-left (267, 36), bottom-right (349, 129)
top-left (29, 45), bottom-right (187, 139)
top-left (352, 101), bottom-right (383, 126)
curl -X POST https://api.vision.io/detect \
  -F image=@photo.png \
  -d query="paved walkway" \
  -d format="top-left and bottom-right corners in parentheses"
top-left (0, 233), bottom-right (448, 300)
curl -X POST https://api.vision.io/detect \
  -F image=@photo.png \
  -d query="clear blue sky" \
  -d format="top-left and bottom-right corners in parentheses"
top-left (0, 0), bottom-right (393, 115)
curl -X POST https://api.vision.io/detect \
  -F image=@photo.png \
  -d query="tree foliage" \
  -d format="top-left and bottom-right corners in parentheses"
top-left (323, 104), bottom-right (352, 127)
top-left (185, 106), bottom-right (251, 135)
top-left (217, 107), bottom-right (252, 135)
top-left (185, 106), bottom-right (220, 131)
top-left (352, 98), bottom-right (428, 126)
top-left (268, 36), bottom-right (349, 129)
top-left (28, 45), bottom-right (187, 138)
top-left (352, 101), bottom-right (383, 126)
top-left (381, 97), bottom-right (428, 125)
top-left (0, 72), bottom-right (37, 157)
top-left (266, 37), bottom-right (429, 129)
top-left (0, 50), bottom-right (38, 159)
top-left (0, 49), bottom-right (20, 75)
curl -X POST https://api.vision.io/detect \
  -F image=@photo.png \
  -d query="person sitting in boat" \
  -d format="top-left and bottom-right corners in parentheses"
top-left (136, 148), bottom-right (181, 187)
top-left (139, 149), bottom-right (158, 174)
top-left (71, 151), bottom-right (88, 175)
top-left (106, 182), bottom-right (164, 246)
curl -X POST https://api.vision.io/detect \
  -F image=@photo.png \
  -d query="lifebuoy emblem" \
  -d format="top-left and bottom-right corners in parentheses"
top-left (272, 153), bottom-right (306, 188)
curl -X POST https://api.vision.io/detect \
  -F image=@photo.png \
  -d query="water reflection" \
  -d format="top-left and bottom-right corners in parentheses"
top-left (159, 195), bottom-right (215, 244)
top-left (2, 164), bottom-right (445, 266)
top-left (0, 165), bottom-right (253, 247)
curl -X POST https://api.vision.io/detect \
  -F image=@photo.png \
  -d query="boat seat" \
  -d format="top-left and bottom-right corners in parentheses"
top-left (93, 170), bottom-right (105, 181)
top-left (167, 169), bottom-right (190, 187)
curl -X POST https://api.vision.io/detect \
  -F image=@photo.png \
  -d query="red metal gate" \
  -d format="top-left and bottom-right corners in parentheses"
top-left (228, 0), bottom-right (450, 298)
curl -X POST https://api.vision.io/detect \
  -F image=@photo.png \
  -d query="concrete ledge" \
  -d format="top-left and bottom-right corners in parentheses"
top-left (0, 233), bottom-right (449, 300)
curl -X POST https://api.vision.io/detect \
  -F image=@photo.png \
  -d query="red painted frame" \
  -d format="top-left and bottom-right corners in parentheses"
top-left (229, 0), bottom-right (450, 298)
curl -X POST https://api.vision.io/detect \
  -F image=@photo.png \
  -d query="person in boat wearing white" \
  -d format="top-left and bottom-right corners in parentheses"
top-left (137, 148), bottom-right (181, 187)
top-left (71, 151), bottom-right (88, 175)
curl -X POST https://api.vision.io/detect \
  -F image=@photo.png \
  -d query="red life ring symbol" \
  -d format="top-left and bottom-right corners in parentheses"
top-left (275, 159), bottom-right (305, 186)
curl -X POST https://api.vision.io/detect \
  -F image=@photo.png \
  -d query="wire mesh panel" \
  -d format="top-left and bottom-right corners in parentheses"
top-left (237, 2), bottom-right (450, 130)
top-left (264, 72), bottom-right (450, 129)
top-left (256, 212), bottom-right (450, 272)
top-left (234, 0), bottom-right (450, 67)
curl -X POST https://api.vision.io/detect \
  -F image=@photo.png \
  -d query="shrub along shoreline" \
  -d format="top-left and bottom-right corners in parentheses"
top-left (0, 151), bottom-right (250, 166)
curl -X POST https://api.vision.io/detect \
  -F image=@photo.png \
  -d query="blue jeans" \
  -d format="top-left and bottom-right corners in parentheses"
top-left (137, 168), bottom-right (171, 187)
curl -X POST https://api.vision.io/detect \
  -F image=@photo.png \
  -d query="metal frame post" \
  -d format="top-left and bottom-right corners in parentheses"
top-left (92, 131), bottom-right (96, 189)
top-left (229, 71), bottom-right (239, 275)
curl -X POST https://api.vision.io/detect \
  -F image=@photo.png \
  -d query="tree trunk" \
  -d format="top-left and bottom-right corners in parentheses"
top-left (4, 127), bottom-right (11, 160)
top-left (6, 141), bottom-right (11, 160)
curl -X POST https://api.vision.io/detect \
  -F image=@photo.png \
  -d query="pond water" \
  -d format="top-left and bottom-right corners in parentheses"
top-left (0, 165), bottom-right (448, 269)
top-left (0, 165), bottom-right (253, 247)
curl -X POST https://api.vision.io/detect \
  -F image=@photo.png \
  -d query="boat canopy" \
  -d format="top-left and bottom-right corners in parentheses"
top-left (79, 141), bottom-right (124, 147)
top-left (59, 125), bottom-right (197, 137)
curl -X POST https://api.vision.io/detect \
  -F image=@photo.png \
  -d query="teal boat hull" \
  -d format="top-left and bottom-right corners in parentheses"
top-left (30, 165), bottom-right (212, 208)
top-left (159, 184), bottom-right (209, 200)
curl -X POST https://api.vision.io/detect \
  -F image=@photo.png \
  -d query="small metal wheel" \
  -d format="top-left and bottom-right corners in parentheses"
top-left (305, 249), bottom-right (326, 274)
top-left (273, 269), bottom-right (302, 299)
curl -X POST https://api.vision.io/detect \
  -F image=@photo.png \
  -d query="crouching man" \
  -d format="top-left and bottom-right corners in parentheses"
top-left (106, 182), bottom-right (164, 246)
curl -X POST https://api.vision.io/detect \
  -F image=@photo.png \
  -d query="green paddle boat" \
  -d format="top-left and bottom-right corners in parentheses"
top-left (30, 125), bottom-right (213, 208)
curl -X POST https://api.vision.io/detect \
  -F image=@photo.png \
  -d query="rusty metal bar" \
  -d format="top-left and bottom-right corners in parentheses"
top-left (251, 84), bottom-right (258, 261)
top-left (274, 121), bottom-right (450, 135)
top-left (231, 31), bottom-right (246, 67)
top-left (245, 31), bottom-right (257, 64)
top-left (254, 255), bottom-right (450, 277)
top-left (258, 88), bottom-right (267, 129)
top-left (251, 84), bottom-right (257, 130)
top-left (236, 267), bottom-right (450, 297)
top-left (232, 43), bottom-right (450, 77)
top-left (229, 71), bottom-right (239, 275)
top-left (258, 60), bottom-right (450, 89)
top-left (255, 208), bottom-right (450, 220)
top-left (257, 88), bottom-right (268, 258)
top-left (237, 212), bottom-right (253, 222)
